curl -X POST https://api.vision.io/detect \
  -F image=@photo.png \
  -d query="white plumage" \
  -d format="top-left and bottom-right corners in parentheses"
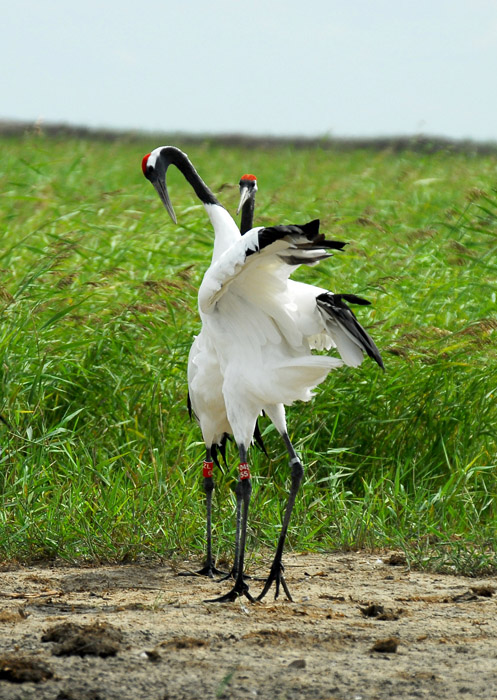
top-left (142, 148), bottom-right (383, 602)
top-left (193, 223), bottom-right (346, 444)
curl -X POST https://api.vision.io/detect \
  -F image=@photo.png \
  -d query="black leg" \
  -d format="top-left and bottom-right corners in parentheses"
top-left (257, 434), bottom-right (303, 602)
top-left (217, 479), bottom-right (242, 581)
top-left (205, 446), bottom-right (255, 603)
top-left (217, 480), bottom-right (254, 583)
top-left (179, 450), bottom-right (226, 578)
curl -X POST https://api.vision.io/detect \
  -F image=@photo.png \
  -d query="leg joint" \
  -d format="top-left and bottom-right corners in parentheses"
top-left (290, 457), bottom-right (304, 483)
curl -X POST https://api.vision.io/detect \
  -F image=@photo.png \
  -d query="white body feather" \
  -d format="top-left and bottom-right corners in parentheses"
top-left (187, 204), bottom-right (365, 449)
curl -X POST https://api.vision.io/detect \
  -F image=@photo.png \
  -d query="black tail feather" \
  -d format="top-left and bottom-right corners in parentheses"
top-left (253, 418), bottom-right (268, 456)
top-left (211, 433), bottom-right (230, 471)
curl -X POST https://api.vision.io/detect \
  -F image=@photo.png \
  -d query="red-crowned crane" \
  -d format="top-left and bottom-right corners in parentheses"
top-left (237, 173), bottom-right (258, 235)
top-left (142, 147), bottom-right (383, 603)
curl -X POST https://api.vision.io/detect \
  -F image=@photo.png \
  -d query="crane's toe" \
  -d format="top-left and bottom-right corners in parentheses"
top-left (178, 563), bottom-right (227, 578)
top-left (217, 568), bottom-right (252, 582)
top-left (204, 580), bottom-right (255, 603)
top-left (257, 563), bottom-right (293, 602)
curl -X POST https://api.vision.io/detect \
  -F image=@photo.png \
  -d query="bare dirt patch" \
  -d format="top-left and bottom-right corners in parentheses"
top-left (0, 552), bottom-right (496, 699)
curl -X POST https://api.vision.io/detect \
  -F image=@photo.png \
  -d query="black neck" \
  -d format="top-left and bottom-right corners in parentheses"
top-left (240, 196), bottom-right (255, 234)
top-left (161, 147), bottom-right (220, 206)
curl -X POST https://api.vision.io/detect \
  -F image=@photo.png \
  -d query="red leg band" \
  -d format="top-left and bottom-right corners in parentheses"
top-left (239, 462), bottom-right (251, 480)
top-left (203, 461), bottom-right (214, 478)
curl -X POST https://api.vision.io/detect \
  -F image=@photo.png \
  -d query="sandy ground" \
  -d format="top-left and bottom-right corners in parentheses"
top-left (0, 552), bottom-right (496, 699)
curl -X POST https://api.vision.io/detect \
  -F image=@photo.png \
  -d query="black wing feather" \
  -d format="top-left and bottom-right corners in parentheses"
top-left (316, 292), bottom-right (384, 370)
top-left (247, 219), bottom-right (347, 260)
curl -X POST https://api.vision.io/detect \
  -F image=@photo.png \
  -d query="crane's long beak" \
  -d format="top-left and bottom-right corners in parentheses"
top-left (152, 176), bottom-right (177, 224)
top-left (237, 185), bottom-right (252, 215)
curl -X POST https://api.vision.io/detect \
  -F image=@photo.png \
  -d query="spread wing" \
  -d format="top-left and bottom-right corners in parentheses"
top-left (198, 219), bottom-right (346, 314)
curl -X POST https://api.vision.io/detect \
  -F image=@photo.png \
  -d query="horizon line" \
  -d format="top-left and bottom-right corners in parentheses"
top-left (2, 118), bottom-right (497, 154)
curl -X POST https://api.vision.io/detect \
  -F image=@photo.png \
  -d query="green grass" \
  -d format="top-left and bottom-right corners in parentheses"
top-left (1, 132), bottom-right (496, 575)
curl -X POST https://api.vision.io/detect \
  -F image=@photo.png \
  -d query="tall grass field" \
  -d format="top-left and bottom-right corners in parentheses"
top-left (1, 132), bottom-right (496, 575)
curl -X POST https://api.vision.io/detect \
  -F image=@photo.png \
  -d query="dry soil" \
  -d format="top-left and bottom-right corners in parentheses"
top-left (0, 552), bottom-right (496, 699)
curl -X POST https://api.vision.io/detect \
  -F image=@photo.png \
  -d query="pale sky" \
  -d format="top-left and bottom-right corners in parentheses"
top-left (2, 0), bottom-right (497, 140)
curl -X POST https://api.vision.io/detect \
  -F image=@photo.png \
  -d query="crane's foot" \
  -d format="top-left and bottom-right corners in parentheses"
top-left (178, 562), bottom-right (227, 579)
top-left (257, 562), bottom-right (293, 602)
top-left (204, 579), bottom-right (255, 603)
top-left (217, 568), bottom-right (251, 583)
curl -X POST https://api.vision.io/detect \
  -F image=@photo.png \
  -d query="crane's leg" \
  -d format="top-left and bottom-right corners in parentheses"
top-left (205, 445), bottom-right (255, 603)
top-left (257, 432), bottom-right (303, 602)
top-left (218, 480), bottom-right (253, 582)
top-left (179, 448), bottom-right (226, 578)
top-left (217, 479), bottom-right (242, 581)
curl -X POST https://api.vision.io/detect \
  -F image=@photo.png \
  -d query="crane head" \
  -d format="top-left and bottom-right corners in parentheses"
top-left (141, 148), bottom-right (178, 223)
top-left (237, 173), bottom-right (258, 215)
